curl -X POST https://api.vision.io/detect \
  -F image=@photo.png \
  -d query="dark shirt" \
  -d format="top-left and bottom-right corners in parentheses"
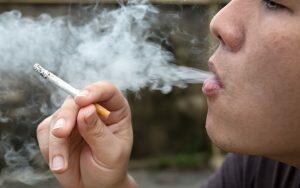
top-left (202, 153), bottom-right (300, 188)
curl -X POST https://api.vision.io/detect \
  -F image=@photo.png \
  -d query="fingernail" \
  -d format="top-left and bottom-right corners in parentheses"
top-left (53, 118), bottom-right (65, 130)
top-left (77, 90), bottom-right (89, 97)
top-left (51, 155), bottom-right (64, 171)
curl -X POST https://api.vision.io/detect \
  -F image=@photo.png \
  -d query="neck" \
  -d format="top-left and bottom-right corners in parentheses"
top-left (269, 153), bottom-right (300, 169)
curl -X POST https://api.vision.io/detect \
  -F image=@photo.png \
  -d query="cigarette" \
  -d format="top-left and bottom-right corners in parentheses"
top-left (33, 63), bottom-right (110, 119)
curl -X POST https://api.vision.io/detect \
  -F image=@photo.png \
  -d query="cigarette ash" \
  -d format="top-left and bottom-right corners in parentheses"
top-left (33, 64), bottom-right (51, 79)
top-left (0, 0), bottom-right (211, 186)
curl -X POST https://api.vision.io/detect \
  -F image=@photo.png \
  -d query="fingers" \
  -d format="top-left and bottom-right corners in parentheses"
top-left (49, 123), bottom-right (69, 173)
top-left (37, 116), bottom-right (51, 162)
top-left (51, 97), bottom-right (79, 138)
top-left (75, 81), bottom-right (127, 111)
top-left (48, 98), bottom-right (79, 173)
top-left (77, 105), bottom-right (123, 165)
top-left (37, 115), bottom-right (70, 173)
top-left (74, 81), bottom-right (130, 125)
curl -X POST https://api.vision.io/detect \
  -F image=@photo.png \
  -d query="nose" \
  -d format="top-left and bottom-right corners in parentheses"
top-left (210, 1), bottom-right (245, 52)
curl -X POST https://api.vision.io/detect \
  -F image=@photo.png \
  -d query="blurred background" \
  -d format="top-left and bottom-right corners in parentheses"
top-left (0, 0), bottom-right (228, 187)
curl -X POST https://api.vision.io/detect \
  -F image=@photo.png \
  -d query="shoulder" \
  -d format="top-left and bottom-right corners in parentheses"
top-left (201, 153), bottom-right (246, 188)
top-left (202, 153), bottom-right (300, 188)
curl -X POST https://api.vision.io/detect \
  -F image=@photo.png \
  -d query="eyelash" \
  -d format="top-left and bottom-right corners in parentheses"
top-left (262, 0), bottom-right (286, 11)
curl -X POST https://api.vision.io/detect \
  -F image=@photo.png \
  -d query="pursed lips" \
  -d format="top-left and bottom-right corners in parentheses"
top-left (202, 61), bottom-right (224, 97)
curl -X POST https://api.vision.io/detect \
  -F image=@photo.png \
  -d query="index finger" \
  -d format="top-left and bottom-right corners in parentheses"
top-left (74, 81), bottom-right (127, 111)
top-left (51, 97), bottom-right (79, 138)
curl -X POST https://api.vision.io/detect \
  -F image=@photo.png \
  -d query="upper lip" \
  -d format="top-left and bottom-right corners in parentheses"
top-left (208, 61), bottom-right (217, 75)
top-left (208, 60), bottom-right (224, 88)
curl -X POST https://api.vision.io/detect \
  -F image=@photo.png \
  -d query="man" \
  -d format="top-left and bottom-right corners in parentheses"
top-left (36, 0), bottom-right (300, 187)
top-left (202, 0), bottom-right (300, 187)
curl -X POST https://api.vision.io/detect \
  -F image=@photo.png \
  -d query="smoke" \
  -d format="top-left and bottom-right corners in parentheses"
top-left (0, 71), bottom-right (52, 185)
top-left (0, 1), bottom-right (211, 186)
top-left (0, 2), bottom-right (211, 94)
top-left (0, 133), bottom-right (51, 186)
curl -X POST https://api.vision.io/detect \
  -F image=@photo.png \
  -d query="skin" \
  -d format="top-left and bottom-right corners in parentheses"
top-left (36, 0), bottom-right (300, 187)
top-left (206, 0), bottom-right (300, 168)
top-left (36, 82), bottom-right (137, 188)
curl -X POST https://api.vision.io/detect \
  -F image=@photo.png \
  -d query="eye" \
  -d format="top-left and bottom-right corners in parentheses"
top-left (262, 0), bottom-right (287, 10)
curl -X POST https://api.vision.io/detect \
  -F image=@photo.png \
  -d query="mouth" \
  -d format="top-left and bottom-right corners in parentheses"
top-left (202, 61), bottom-right (223, 97)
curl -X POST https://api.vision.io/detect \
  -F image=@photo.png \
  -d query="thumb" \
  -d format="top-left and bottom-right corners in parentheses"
top-left (77, 105), bottom-right (121, 166)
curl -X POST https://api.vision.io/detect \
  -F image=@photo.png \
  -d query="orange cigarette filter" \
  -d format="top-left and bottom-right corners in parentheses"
top-left (94, 103), bottom-right (110, 119)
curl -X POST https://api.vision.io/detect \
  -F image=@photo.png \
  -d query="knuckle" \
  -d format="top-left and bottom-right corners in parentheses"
top-left (99, 80), bottom-right (113, 87)
top-left (77, 110), bottom-right (85, 125)
top-left (49, 137), bottom-right (65, 145)
top-left (54, 110), bottom-right (66, 118)
top-left (52, 110), bottom-right (62, 120)
top-left (53, 109), bottom-right (73, 121)
top-left (63, 96), bottom-right (75, 105)
top-left (98, 81), bottom-right (116, 91)
top-left (63, 98), bottom-right (79, 111)
top-left (90, 121), bottom-right (105, 139)
top-left (36, 123), bottom-right (46, 136)
top-left (36, 117), bottom-right (51, 136)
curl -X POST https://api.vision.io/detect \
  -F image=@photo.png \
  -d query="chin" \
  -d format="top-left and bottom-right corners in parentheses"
top-left (205, 111), bottom-right (240, 154)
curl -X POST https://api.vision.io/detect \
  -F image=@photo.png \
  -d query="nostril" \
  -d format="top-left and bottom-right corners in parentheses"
top-left (217, 35), bottom-right (224, 45)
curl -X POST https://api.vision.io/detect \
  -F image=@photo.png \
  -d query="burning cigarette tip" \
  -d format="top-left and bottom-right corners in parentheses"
top-left (33, 63), bottom-right (50, 79)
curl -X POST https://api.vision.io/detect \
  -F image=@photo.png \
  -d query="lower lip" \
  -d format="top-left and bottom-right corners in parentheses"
top-left (202, 76), bottom-right (222, 97)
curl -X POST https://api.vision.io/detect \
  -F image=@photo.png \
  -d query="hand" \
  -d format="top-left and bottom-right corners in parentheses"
top-left (36, 81), bottom-right (137, 188)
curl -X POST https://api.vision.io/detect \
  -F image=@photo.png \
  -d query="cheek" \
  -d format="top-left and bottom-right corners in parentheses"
top-left (206, 27), bottom-right (300, 155)
top-left (237, 31), bottom-right (300, 131)
top-left (246, 31), bottom-right (300, 104)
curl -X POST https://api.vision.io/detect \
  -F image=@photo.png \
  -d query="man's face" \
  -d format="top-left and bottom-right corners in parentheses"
top-left (205, 0), bottom-right (300, 161)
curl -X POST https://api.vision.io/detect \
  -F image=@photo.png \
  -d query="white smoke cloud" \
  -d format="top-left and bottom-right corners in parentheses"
top-left (0, 3), bottom-right (210, 94)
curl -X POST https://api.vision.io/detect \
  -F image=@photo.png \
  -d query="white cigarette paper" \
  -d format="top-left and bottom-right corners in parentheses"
top-left (33, 63), bottom-right (80, 96)
top-left (33, 63), bottom-right (111, 118)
